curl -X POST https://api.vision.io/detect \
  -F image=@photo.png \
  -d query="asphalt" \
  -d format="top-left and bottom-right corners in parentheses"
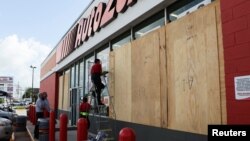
top-left (13, 109), bottom-right (95, 141)
top-left (26, 120), bottom-right (78, 141)
top-left (12, 131), bottom-right (31, 141)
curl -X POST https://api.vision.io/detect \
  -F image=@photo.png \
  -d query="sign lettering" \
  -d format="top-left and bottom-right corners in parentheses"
top-left (57, 0), bottom-right (137, 63)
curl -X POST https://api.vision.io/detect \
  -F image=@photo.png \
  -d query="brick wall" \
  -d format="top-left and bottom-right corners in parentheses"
top-left (40, 73), bottom-right (58, 111)
top-left (221, 0), bottom-right (250, 124)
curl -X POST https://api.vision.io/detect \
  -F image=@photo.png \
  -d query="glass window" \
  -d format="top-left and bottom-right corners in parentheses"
top-left (97, 47), bottom-right (110, 72)
top-left (79, 61), bottom-right (84, 99)
top-left (79, 61), bottom-right (84, 87)
top-left (97, 47), bottom-right (110, 97)
top-left (111, 31), bottom-right (131, 49)
top-left (70, 65), bottom-right (75, 88)
top-left (134, 10), bottom-right (165, 39)
top-left (75, 63), bottom-right (79, 87)
top-left (168, 0), bottom-right (211, 22)
top-left (84, 55), bottom-right (95, 96)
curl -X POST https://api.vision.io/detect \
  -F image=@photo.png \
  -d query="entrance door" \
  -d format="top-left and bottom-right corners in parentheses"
top-left (70, 88), bottom-right (78, 125)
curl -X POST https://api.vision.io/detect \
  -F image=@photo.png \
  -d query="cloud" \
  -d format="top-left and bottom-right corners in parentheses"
top-left (0, 35), bottom-right (52, 92)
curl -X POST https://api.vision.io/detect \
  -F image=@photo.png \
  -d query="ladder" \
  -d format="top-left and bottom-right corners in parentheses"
top-left (89, 72), bottom-right (116, 141)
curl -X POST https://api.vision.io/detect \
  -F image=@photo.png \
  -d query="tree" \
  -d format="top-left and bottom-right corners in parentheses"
top-left (0, 98), bottom-right (4, 104)
top-left (22, 87), bottom-right (39, 102)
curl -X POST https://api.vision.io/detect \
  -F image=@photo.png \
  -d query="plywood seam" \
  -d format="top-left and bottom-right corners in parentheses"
top-left (214, 1), bottom-right (227, 124)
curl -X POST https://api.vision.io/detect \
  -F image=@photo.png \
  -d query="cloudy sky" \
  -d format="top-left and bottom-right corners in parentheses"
top-left (0, 0), bottom-right (91, 95)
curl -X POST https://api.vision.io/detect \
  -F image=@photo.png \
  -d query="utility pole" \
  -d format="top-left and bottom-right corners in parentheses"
top-left (30, 65), bottom-right (36, 103)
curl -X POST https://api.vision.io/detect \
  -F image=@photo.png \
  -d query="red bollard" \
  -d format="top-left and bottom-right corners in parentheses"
top-left (60, 113), bottom-right (68, 141)
top-left (49, 111), bottom-right (55, 141)
top-left (31, 105), bottom-right (35, 125)
top-left (119, 128), bottom-right (136, 141)
top-left (77, 118), bottom-right (88, 141)
top-left (33, 106), bottom-right (37, 125)
top-left (28, 105), bottom-right (31, 121)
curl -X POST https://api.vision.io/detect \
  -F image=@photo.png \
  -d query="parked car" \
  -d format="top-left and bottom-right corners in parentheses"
top-left (0, 110), bottom-right (17, 121)
top-left (0, 117), bottom-right (13, 141)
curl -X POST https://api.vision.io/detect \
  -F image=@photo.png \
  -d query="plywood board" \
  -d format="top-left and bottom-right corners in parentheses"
top-left (113, 43), bottom-right (132, 122)
top-left (215, 0), bottom-right (227, 124)
top-left (159, 27), bottom-right (168, 128)
top-left (131, 31), bottom-right (161, 127)
top-left (166, 4), bottom-right (221, 134)
top-left (58, 75), bottom-right (64, 109)
top-left (108, 52), bottom-right (115, 118)
top-left (63, 71), bottom-right (70, 111)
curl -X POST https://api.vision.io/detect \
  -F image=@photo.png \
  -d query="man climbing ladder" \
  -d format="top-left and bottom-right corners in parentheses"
top-left (91, 58), bottom-right (105, 105)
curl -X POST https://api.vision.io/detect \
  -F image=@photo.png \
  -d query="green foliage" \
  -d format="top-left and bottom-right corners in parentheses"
top-left (0, 98), bottom-right (4, 104)
top-left (22, 87), bottom-right (39, 102)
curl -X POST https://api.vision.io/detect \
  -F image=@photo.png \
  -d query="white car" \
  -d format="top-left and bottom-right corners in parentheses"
top-left (0, 110), bottom-right (16, 121)
top-left (0, 117), bottom-right (13, 140)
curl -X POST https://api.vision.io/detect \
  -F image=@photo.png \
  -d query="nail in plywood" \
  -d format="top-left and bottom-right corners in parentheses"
top-left (113, 43), bottom-right (132, 122)
top-left (131, 31), bottom-right (161, 127)
top-left (166, 4), bottom-right (221, 134)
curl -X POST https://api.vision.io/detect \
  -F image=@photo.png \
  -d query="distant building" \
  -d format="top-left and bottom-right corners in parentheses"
top-left (0, 76), bottom-right (13, 96)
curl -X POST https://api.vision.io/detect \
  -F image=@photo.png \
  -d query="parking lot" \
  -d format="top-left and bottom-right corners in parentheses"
top-left (15, 108), bottom-right (27, 116)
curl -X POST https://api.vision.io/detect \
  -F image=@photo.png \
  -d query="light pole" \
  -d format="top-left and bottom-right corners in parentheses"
top-left (30, 65), bottom-right (36, 103)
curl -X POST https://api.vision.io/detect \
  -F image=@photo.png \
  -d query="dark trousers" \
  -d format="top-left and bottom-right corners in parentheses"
top-left (91, 74), bottom-right (104, 105)
top-left (34, 112), bottom-right (44, 138)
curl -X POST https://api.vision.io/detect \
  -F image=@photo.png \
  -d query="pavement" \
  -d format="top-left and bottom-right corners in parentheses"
top-left (26, 120), bottom-right (78, 141)
top-left (13, 109), bottom-right (95, 141)
top-left (9, 108), bottom-right (31, 141)
top-left (12, 131), bottom-right (31, 141)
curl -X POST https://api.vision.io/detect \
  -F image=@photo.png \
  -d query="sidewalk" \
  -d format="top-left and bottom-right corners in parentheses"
top-left (12, 131), bottom-right (31, 141)
top-left (26, 120), bottom-right (78, 141)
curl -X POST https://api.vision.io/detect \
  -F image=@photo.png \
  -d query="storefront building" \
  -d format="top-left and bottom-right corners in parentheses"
top-left (40, 0), bottom-right (250, 140)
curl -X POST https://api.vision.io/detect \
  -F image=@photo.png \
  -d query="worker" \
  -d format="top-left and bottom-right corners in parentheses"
top-left (34, 92), bottom-right (50, 139)
top-left (79, 97), bottom-right (91, 129)
top-left (91, 58), bottom-right (105, 105)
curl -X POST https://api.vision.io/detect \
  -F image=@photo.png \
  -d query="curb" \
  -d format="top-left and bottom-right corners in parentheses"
top-left (10, 132), bottom-right (15, 141)
top-left (26, 126), bottom-right (36, 141)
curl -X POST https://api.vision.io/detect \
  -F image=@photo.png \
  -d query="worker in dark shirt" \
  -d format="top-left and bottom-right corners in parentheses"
top-left (79, 97), bottom-right (91, 129)
top-left (91, 58), bottom-right (105, 105)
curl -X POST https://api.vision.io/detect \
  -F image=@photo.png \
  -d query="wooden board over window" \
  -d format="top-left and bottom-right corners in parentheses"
top-left (62, 70), bottom-right (70, 111)
top-left (58, 75), bottom-right (64, 110)
top-left (131, 31), bottom-right (161, 127)
top-left (166, 4), bottom-right (221, 134)
top-left (112, 44), bottom-right (132, 122)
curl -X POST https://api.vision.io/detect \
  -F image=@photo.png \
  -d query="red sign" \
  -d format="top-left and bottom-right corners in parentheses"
top-left (56, 0), bottom-right (137, 63)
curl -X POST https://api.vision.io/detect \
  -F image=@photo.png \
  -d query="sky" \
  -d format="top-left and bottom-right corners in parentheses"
top-left (0, 0), bottom-right (92, 95)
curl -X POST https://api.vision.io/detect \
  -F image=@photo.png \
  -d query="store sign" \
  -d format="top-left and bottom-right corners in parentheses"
top-left (234, 75), bottom-right (250, 100)
top-left (56, 0), bottom-right (137, 63)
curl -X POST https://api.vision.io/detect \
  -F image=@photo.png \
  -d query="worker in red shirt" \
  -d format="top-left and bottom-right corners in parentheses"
top-left (91, 58), bottom-right (105, 105)
top-left (79, 97), bottom-right (91, 129)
